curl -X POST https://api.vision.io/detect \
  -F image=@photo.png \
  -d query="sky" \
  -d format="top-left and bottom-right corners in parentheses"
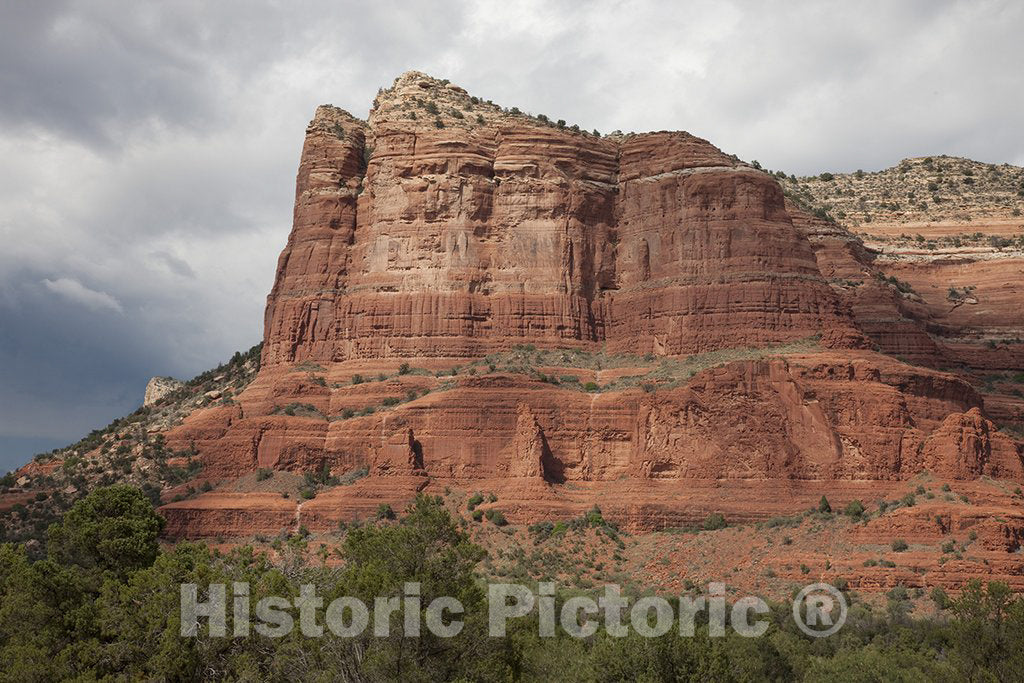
top-left (1, 0), bottom-right (1022, 473)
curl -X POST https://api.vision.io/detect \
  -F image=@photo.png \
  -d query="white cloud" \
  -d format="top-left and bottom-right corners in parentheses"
top-left (43, 277), bottom-right (124, 314)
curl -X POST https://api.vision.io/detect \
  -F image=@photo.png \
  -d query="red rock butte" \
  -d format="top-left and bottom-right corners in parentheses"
top-left (161, 72), bottom-right (1024, 549)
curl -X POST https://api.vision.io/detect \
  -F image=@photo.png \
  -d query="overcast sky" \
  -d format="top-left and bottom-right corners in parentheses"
top-left (2, 0), bottom-right (1022, 473)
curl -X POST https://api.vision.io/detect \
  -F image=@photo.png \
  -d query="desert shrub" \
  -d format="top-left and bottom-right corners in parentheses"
top-left (702, 513), bottom-right (727, 531)
top-left (931, 586), bottom-right (951, 609)
top-left (485, 509), bottom-right (508, 526)
top-left (843, 500), bottom-right (865, 518)
top-left (529, 520), bottom-right (567, 542)
top-left (584, 505), bottom-right (605, 527)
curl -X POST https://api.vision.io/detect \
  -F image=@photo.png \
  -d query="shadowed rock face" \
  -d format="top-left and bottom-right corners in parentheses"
top-left (158, 72), bottom-right (1023, 543)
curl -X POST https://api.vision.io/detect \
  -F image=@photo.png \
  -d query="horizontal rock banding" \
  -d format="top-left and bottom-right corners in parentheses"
top-left (163, 72), bottom-right (1022, 542)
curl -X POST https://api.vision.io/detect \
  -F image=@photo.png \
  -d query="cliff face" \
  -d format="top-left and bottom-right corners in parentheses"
top-left (262, 73), bottom-right (861, 367)
top-left (153, 73), bottom-right (1024, 541)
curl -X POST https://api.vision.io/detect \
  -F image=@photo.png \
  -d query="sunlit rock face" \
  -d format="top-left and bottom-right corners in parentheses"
top-left (160, 72), bottom-right (1022, 541)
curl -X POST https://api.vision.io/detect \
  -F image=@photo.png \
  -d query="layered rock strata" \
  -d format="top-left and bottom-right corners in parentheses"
top-left (160, 72), bottom-right (1022, 539)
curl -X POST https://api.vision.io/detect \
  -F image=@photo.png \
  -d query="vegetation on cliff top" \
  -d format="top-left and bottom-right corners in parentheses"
top-left (789, 156), bottom-right (1024, 228)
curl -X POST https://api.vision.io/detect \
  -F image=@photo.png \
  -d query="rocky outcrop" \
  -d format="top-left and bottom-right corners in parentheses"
top-left (144, 376), bottom-right (184, 406)
top-left (373, 426), bottom-right (425, 476)
top-left (921, 408), bottom-right (1023, 479)
top-left (506, 402), bottom-right (551, 480)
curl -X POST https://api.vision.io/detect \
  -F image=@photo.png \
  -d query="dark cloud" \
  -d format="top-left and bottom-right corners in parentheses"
top-left (1, 1), bottom-right (1022, 471)
top-left (0, 2), bottom-right (222, 149)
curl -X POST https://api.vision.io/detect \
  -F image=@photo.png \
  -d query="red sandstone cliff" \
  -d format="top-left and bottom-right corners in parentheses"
top-left (262, 73), bottom-right (863, 367)
top-left (153, 72), bottom-right (1022, 540)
